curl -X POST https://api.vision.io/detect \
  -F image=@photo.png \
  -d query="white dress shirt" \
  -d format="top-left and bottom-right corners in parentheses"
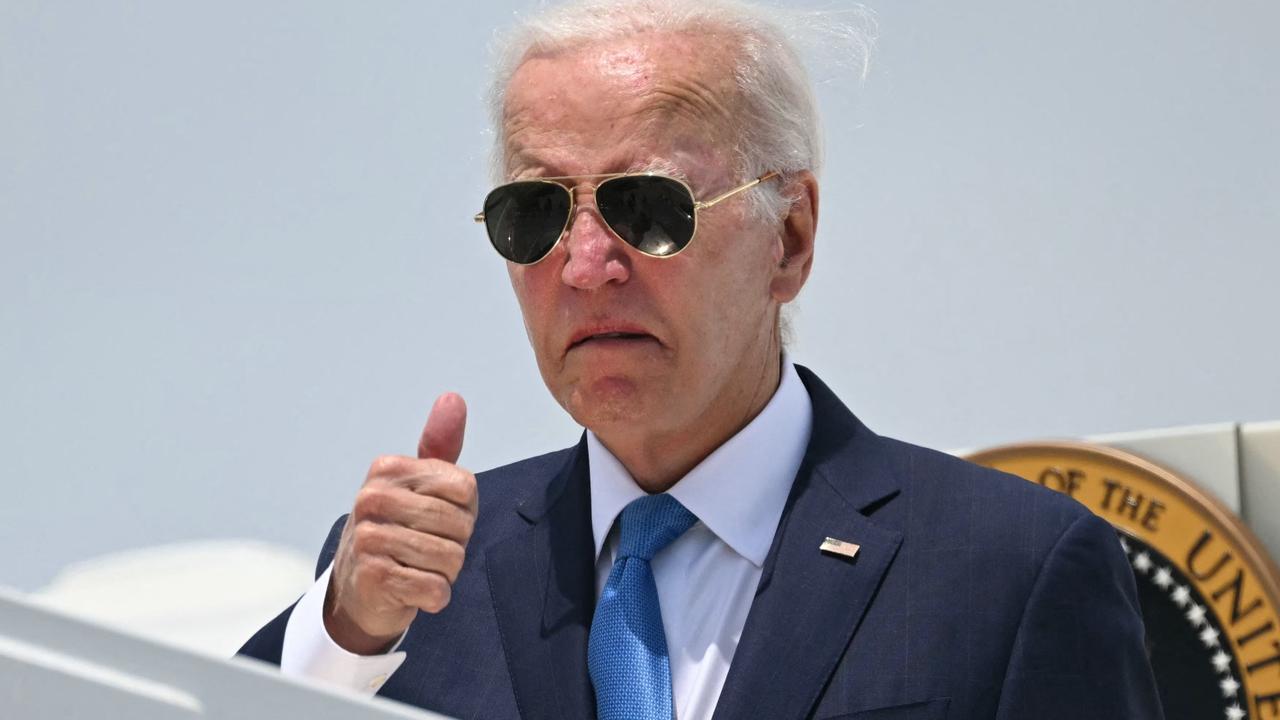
top-left (281, 361), bottom-right (813, 719)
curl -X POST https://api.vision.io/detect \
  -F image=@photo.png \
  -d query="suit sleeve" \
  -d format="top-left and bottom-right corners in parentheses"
top-left (236, 514), bottom-right (349, 664)
top-left (995, 511), bottom-right (1166, 720)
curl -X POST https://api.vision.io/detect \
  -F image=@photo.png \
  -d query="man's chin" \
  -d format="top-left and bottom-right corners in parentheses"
top-left (561, 375), bottom-right (656, 430)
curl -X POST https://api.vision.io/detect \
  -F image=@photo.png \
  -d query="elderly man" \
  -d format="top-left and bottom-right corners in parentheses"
top-left (240, 1), bottom-right (1164, 718)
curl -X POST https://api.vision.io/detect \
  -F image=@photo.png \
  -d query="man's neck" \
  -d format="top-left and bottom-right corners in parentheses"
top-left (595, 351), bottom-right (784, 493)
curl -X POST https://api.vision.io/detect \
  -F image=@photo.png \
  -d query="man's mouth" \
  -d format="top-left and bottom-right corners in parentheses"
top-left (568, 329), bottom-right (659, 351)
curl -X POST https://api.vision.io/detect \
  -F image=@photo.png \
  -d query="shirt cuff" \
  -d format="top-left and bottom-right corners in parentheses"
top-left (280, 563), bottom-right (408, 695)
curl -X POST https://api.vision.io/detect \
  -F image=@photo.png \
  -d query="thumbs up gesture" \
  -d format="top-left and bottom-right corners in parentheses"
top-left (324, 393), bottom-right (478, 654)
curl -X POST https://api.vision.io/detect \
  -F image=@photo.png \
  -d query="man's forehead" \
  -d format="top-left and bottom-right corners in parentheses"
top-left (501, 30), bottom-right (740, 175)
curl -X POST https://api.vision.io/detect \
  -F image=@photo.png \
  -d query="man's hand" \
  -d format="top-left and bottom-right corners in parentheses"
top-left (323, 393), bottom-right (477, 655)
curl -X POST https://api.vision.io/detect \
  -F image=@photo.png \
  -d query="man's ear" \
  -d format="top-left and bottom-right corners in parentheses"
top-left (770, 170), bottom-right (818, 303)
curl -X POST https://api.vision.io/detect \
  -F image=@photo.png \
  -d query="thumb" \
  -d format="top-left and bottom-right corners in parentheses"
top-left (418, 392), bottom-right (467, 464)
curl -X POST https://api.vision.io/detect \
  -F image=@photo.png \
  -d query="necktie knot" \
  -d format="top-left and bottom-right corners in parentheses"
top-left (617, 493), bottom-right (697, 562)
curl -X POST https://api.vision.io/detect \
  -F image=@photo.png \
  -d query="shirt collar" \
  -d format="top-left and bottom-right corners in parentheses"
top-left (587, 359), bottom-right (813, 568)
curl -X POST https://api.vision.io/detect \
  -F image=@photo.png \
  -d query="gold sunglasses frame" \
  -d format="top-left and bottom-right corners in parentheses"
top-left (473, 170), bottom-right (780, 264)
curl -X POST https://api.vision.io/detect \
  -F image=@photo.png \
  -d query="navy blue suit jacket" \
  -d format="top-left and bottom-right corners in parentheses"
top-left (240, 366), bottom-right (1164, 719)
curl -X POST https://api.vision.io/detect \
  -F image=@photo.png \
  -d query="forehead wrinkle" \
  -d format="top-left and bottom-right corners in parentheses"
top-left (641, 73), bottom-right (738, 132)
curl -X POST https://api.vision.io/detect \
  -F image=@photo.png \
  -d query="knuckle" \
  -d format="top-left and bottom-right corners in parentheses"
top-left (443, 542), bottom-right (466, 581)
top-left (351, 522), bottom-right (384, 555)
top-left (353, 487), bottom-right (385, 518)
top-left (439, 472), bottom-right (468, 503)
top-left (456, 473), bottom-right (478, 506)
top-left (447, 539), bottom-right (466, 565)
top-left (422, 575), bottom-right (452, 613)
top-left (368, 455), bottom-right (405, 478)
top-left (457, 509), bottom-right (477, 540)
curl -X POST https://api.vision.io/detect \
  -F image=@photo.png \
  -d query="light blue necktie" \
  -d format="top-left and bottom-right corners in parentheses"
top-left (588, 493), bottom-right (698, 720)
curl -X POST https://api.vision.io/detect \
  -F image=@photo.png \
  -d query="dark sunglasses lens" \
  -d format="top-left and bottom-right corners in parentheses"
top-left (595, 176), bottom-right (696, 257)
top-left (483, 182), bottom-right (570, 263)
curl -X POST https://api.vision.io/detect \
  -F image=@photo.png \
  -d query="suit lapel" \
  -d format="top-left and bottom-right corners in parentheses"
top-left (711, 367), bottom-right (905, 720)
top-left (486, 438), bottom-right (597, 720)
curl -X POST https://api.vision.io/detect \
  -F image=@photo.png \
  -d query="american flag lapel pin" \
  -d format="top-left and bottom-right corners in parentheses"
top-left (820, 536), bottom-right (860, 560)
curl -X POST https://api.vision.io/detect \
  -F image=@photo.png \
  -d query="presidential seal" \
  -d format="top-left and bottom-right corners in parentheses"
top-left (966, 442), bottom-right (1280, 720)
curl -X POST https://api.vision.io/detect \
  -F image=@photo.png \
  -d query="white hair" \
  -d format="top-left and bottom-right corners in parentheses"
top-left (486, 0), bottom-right (876, 221)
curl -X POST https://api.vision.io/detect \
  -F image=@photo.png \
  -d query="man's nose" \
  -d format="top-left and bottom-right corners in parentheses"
top-left (559, 191), bottom-right (631, 290)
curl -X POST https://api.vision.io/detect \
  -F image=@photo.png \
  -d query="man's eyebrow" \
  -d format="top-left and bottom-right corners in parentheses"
top-left (504, 150), bottom-right (550, 179)
top-left (504, 151), bottom-right (586, 180)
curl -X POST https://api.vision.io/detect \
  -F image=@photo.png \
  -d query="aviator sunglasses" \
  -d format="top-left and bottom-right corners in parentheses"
top-left (474, 170), bottom-right (780, 264)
